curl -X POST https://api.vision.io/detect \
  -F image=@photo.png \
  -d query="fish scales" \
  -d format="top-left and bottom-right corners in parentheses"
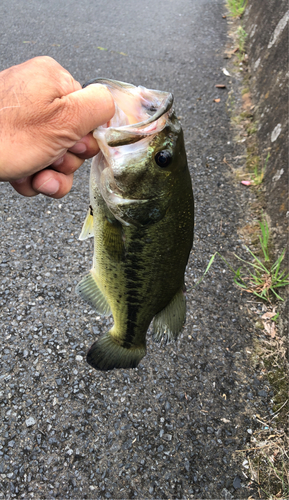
top-left (76, 78), bottom-right (194, 371)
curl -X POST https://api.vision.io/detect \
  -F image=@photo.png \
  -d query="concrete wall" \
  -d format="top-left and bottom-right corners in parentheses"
top-left (244, 1), bottom-right (288, 255)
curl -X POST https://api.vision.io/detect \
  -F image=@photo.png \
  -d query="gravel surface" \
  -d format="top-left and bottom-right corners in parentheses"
top-left (0, 0), bottom-right (272, 498)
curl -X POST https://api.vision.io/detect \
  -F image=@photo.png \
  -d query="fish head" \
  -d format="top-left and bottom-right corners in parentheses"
top-left (86, 79), bottom-right (188, 226)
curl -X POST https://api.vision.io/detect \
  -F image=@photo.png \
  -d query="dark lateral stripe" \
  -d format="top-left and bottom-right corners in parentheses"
top-left (122, 284), bottom-right (140, 347)
top-left (125, 268), bottom-right (138, 280)
top-left (122, 238), bottom-right (145, 348)
top-left (126, 298), bottom-right (141, 305)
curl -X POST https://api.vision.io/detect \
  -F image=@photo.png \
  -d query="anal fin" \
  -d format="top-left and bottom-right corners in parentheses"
top-left (87, 331), bottom-right (146, 371)
top-left (76, 269), bottom-right (111, 316)
top-left (153, 288), bottom-right (186, 342)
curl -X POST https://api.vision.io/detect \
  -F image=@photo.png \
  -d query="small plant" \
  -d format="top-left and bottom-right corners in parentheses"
top-left (231, 246), bottom-right (288, 301)
top-left (249, 152), bottom-right (270, 186)
top-left (258, 216), bottom-right (270, 262)
top-left (226, 0), bottom-right (247, 18)
top-left (226, 217), bottom-right (287, 301)
top-left (246, 123), bottom-right (257, 135)
top-left (200, 217), bottom-right (288, 302)
top-left (251, 163), bottom-right (264, 186)
top-left (236, 25), bottom-right (248, 60)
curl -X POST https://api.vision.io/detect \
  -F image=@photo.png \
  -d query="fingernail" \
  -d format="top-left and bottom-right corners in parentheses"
top-left (38, 178), bottom-right (60, 195)
top-left (69, 142), bottom-right (87, 154)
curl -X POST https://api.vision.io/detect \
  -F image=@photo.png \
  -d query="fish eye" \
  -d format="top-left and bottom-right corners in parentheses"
top-left (155, 150), bottom-right (172, 168)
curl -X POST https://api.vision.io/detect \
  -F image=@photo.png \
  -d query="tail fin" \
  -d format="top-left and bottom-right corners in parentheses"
top-left (87, 332), bottom-right (146, 371)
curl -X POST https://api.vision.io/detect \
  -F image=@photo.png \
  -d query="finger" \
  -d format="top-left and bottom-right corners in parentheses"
top-left (51, 151), bottom-right (85, 175)
top-left (10, 176), bottom-right (38, 197)
top-left (32, 170), bottom-right (74, 198)
top-left (61, 84), bottom-right (115, 138)
top-left (68, 132), bottom-right (100, 159)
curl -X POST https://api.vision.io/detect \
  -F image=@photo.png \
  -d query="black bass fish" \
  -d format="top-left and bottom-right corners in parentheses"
top-left (76, 78), bottom-right (194, 371)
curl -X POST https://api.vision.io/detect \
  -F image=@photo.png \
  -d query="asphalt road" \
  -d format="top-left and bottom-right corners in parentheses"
top-left (0, 0), bottom-right (271, 498)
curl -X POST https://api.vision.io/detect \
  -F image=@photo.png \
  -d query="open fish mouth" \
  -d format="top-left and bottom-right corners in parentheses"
top-left (83, 77), bottom-right (173, 146)
top-left (83, 78), bottom-right (174, 210)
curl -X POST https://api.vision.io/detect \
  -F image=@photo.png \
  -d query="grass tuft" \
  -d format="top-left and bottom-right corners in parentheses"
top-left (250, 152), bottom-right (270, 187)
top-left (203, 217), bottom-right (288, 302)
top-left (236, 25), bottom-right (248, 60)
top-left (226, 0), bottom-right (247, 18)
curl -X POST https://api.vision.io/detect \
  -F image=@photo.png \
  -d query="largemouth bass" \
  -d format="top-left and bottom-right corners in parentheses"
top-left (76, 78), bottom-right (194, 371)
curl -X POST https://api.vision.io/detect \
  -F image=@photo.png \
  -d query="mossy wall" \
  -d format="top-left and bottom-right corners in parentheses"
top-left (244, 1), bottom-right (288, 254)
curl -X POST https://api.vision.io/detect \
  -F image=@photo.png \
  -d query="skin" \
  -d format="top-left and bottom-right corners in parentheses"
top-left (0, 56), bottom-right (115, 198)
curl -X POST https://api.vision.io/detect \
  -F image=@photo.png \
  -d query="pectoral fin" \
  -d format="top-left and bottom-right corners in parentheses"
top-left (79, 207), bottom-right (94, 241)
top-left (76, 269), bottom-right (111, 316)
top-left (152, 288), bottom-right (186, 342)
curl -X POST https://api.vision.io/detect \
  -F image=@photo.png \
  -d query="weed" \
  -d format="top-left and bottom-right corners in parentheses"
top-left (231, 114), bottom-right (243, 125)
top-left (201, 218), bottom-right (288, 302)
top-left (236, 25), bottom-right (248, 60)
top-left (222, 247), bottom-right (288, 301)
top-left (240, 110), bottom-right (253, 119)
top-left (246, 123), bottom-right (257, 135)
top-left (251, 162), bottom-right (264, 186)
top-left (259, 215), bottom-right (270, 262)
top-left (246, 153), bottom-right (260, 171)
top-left (226, 0), bottom-right (247, 18)
top-left (250, 152), bottom-right (270, 186)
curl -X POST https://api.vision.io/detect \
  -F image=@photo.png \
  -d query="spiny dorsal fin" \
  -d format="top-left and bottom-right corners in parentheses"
top-left (152, 288), bottom-right (186, 342)
top-left (87, 331), bottom-right (146, 371)
top-left (76, 270), bottom-right (111, 316)
top-left (79, 207), bottom-right (94, 241)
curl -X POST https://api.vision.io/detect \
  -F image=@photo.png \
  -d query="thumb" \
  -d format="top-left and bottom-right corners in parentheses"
top-left (63, 84), bottom-right (115, 138)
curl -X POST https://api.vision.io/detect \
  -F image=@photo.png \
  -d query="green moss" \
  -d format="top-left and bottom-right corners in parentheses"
top-left (246, 123), bottom-right (258, 135)
top-left (240, 110), bottom-right (253, 119)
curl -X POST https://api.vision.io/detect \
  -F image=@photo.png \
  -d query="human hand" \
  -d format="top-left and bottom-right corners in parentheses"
top-left (0, 56), bottom-right (115, 198)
